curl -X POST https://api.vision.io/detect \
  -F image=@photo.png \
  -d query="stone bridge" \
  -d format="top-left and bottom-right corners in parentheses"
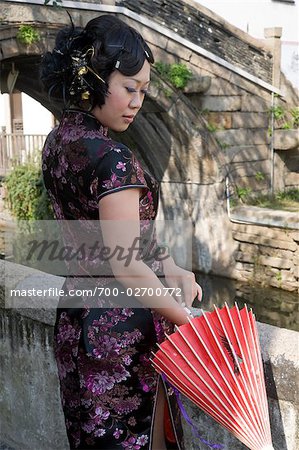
top-left (0, 0), bottom-right (298, 277)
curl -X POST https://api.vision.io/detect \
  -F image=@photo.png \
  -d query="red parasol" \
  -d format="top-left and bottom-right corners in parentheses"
top-left (152, 303), bottom-right (274, 450)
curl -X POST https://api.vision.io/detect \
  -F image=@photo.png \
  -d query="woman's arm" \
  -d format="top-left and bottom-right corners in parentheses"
top-left (99, 188), bottom-right (191, 325)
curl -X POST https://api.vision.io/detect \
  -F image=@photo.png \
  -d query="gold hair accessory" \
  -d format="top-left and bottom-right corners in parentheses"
top-left (81, 90), bottom-right (90, 100)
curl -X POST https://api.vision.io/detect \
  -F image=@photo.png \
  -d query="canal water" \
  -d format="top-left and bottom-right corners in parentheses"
top-left (194, 272), bottom-right (298, 332)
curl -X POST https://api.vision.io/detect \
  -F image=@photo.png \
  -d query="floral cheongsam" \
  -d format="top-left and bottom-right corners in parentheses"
top-left (42, 110), bottom-right (184, 450)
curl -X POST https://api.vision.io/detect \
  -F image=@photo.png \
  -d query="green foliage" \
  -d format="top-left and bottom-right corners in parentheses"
top-left (275, 271), bottom-right (282, 283)
top-left (236, 186), bottom-right (252, 201)
top-left (4, 162), bottom-right (53, 222)
top-left (154, 62), bottom-right (192, 89)
top-left (206, 122), bottom-right (218, 132)
top-left (270, 105), bottom-right (284, 121)
top-left (255, 172), bottom-right (265, 182)
top-left (16, 24), bottom-right (40, 45)
top-left (269, 104), bottom-right (299, 129)
top-left (216, 139), bottom-right (229, 150)
top-left (291, 107), bottom-right (299, 128)
top-left (237, 188), bottom-right (299, 211)
top-left (276, 188), bottom-right (299, 202)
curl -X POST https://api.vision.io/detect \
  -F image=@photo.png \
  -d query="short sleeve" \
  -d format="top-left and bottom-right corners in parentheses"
top-left (90, 145), bottom-right (148, 202)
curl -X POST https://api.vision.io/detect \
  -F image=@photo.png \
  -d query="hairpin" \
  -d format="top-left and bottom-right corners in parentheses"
top-left (115, 60), bottom-right (120, 69)
top-left (53, 48), bottom-right (64, 56)
top-left (144, 50), bottom-right (150, 58)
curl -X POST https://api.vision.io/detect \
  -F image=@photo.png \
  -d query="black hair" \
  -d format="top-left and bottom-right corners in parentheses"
top-left (40, 15), bottom-right (154, 109)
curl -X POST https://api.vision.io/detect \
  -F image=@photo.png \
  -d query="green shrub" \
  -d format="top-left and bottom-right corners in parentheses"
top-left (16, 25), bottom-right (40, 45)
top-left (4, 162), bottom-right (53, 221)
top-left (154, 62), bottom-right (192, 89)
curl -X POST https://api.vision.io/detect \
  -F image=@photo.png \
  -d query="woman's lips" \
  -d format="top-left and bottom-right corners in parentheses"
top-left (123, 115), bottom-right (135, 123)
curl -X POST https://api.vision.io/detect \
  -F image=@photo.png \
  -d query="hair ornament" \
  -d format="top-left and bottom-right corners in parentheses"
top-left (53, 48), bottom-right (64, 56)
top-left (115, 60), bottom-right (120, 69)
top-left (69, 46), bottom-right (106, 99)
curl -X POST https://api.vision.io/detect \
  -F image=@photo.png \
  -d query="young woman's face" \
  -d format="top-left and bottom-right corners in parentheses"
top-left (92, 60), bottom-right (151, 132)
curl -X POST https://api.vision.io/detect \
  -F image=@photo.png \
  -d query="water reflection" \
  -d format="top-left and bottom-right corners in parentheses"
top-left (194, 272), bottom-right (298, 332)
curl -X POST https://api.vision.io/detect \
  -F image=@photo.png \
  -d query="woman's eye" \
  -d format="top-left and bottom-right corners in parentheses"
top-left (141, 89), bottom-right (149, 96)
top-left (126, 87), bottom-right (136, 93)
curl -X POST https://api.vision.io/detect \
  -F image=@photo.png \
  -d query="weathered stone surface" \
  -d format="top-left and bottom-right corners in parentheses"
top-left (236, 252), bottom-right (292, 269)
top-left (205, 112), bottom-right (232, 129)
top-left (200, 95), bottom-right (242, 112)
top-left (274, 130), bottom-right (299, 150)
top-left (233, 232), bottom-right (298, 251)
top-left (183, 76), bottom-right (211, 94)
top-left (232, 112), bottom-right (269, 129)
top-left (232, 222), bottom-right (298, 241)
top-left (230, 206), bottom-right (299, 230)
top-left (166, 37), bottom-right (193, 61)
top-left (130, 21), bottom-right (169, 50)
top-left (241, 94), bottom-right (269, 112)
top-left (214, 128), bottom-right (270, 146)
top-left (206, 76), bottom-right (242, 95)
top-left (225, 145), bottom-right (269, 162)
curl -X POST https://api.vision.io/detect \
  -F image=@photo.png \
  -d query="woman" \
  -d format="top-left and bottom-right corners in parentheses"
top-left (41, 15), bottom-right (201, 450)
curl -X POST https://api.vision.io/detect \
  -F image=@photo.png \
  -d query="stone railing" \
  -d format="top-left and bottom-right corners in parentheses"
top-left (117, 0), bottom-right (273, 83)
top-left (0, 260), bottom-right (298, 450)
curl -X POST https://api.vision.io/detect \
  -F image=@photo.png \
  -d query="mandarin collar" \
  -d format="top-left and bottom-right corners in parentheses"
top-left (63, 108), bottom-right (108, 137)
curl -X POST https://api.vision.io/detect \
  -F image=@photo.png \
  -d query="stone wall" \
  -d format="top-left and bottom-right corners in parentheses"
top-left (229, 207), bottom-right (299, 292)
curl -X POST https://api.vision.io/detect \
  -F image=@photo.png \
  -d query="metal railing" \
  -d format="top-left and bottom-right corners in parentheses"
top-left (0, 132), bottom-right (47, 176)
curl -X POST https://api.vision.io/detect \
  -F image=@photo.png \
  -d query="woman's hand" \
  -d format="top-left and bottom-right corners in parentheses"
top-left (162, 258), bottom-right (202, 308)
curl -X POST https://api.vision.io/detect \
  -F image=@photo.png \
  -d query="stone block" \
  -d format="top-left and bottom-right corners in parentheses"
top-left (225, 145), bottom-right (269, 162)
top-left (166, 38), bottom-right (193, 61)
top-left (235, 252), bottom-right (292, 269)
top-left (200, 95), bottom-right (241, 112)
top-left (232, 232), bottom-right (298, 251)
top-left (229, 72), bottom-right (273, 102)
top-left (131, 21), bottom-right (169, 49)
top-left (281, 270), bottom-right (298, 283)
top-left (238, 242), bottom-right (259, 254)
top-left (205, 112), bottom-right (232, 129)
top-left (183, 76), bottom-right (211, 94)
top-left (274, 130), bottom-right (299, 150)
top-left (232, 112), bottom-right (269, 129)
top-left (229, 160), bottom-right (270, 178)
top-left (213, 129), bottom-right (249, 146)
top-left (285, 172), bottom-right (299, 188)
top-left (241, 94), bottom-right (268, 112)
top-left (207, 77), bottom-right (242, 95)
top-left (190, 53), bottom-right (232, 79)
top-left (231, 223), bottom-right (297, 242)
top-left (230, 207), bottom-right (299, 231)
top-left (246, 128), bottom-right (270, 145)
top-left (289, 232), bottom-right (299, 242)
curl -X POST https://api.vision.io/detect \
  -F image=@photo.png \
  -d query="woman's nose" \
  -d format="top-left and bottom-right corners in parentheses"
top-left (130, 92), bottom-right (143, 109)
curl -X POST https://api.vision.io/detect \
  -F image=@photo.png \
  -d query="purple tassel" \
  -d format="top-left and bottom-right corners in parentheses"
top-left (162, 374), bottom-right (224, 449)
